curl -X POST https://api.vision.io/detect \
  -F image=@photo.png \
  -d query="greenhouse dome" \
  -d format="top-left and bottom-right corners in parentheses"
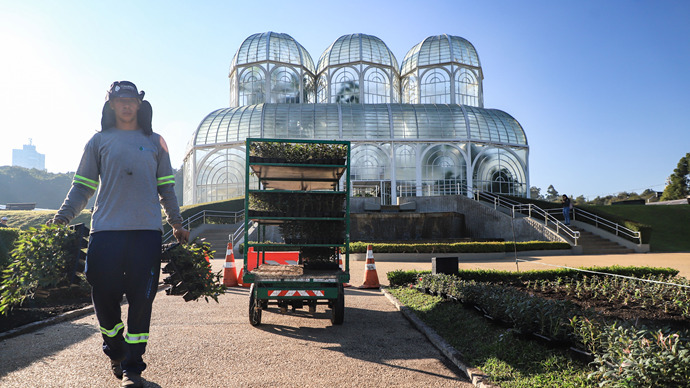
top-left (229, 32), bottom-right (316, 107)
top-left (316, 33), bottom-right (400, 104)
top-left (400, 34), bottom-right (484, 107)
top-left (183, 32), bottom-right (529, 206)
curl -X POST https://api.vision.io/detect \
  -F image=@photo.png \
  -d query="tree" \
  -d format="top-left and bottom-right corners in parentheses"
top-left (574, 195), bottom-right (586, 205)
top-left (529, 186), bottom-right (543, 199)
top-left (660, 153), bottom-right (690, 201)
top-left (545, 185), bottom-right (559, 202)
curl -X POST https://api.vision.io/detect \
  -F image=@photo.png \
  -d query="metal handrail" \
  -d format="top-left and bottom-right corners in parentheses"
top-left (471, 188), bottom-right (643, 246)
top-left (470, 188), bottom-right (580, 245)
top-left (162, 209), bottom-right (244, 243)
top-left (512, 203), bottom-right (580, 245)
top-left (570, 207), bottom-right (642, 244)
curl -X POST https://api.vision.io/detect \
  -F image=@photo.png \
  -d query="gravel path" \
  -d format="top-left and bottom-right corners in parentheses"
top-left (0, 259), bottom-right (471, 388)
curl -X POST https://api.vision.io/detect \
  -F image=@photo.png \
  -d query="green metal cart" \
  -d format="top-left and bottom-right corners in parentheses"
top-left (242, 138), bottom-right (350, 326)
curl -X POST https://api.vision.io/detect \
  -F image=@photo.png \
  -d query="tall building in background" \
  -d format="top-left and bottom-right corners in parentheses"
top-left (12, 139), bottom-right (46, 171)
top-left (184, 32), bottom-right (529, 205)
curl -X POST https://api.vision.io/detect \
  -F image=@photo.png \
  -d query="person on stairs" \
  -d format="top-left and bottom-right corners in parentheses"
top-left (562, 194), bottom-right (572, 225)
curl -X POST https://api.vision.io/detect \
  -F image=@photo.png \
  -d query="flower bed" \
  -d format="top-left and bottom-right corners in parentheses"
top-left (395, 268), bottom-right (690, 386)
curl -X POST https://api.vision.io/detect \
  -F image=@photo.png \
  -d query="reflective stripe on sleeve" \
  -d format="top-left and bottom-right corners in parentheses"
top-left (125, 332), bottom-right (150, 344)
top-left (100, 322), bottom-right (124, 337)
top-left (74, 175), bottom-right (99, 190)
top-left (157, 175), bottom-right (175, 186)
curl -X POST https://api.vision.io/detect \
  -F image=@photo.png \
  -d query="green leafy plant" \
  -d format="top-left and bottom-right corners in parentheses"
top-left (572, 320), bottom-right (690, 386)
top-left (0, 224), bottom-right (86, 316)
top-left (387, 269), bottom-right (431, 287)
top-left (250, 141), bottom-right (347, 164)
top-left (0, 228), bottom-right (21, 270)
top-left (160, 240), bottom-right (226, 302)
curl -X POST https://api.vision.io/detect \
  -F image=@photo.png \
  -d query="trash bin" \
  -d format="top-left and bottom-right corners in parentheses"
top-left (432, 256), bottom-right (458, 275)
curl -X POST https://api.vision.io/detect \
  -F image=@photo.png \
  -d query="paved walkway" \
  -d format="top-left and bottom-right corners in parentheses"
top-left (1, 252), bottom-right (687, 387)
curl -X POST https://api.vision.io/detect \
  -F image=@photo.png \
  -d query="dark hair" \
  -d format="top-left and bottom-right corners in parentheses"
top-left (100, 100), bottom-right (153, 135)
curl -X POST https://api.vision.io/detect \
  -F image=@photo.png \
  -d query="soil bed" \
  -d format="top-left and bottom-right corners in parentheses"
top-left (512, 283), bottom-right (688, 331)
top-left (0, 288), bottom-right (91, 333)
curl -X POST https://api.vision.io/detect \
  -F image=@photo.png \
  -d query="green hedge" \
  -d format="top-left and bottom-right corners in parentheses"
top-left (0, 228), bottom-right (21, 270)
top-left (386, 266), bottom-right (680, 287)
top-left (239, 240), bottom-right (571, 256)
top-left (350, 240), bottom-right (571, 254)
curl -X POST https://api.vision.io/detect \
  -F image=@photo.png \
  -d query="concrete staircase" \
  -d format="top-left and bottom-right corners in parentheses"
top-left (570, 225), bottom-right (635, 255)
top-left (189, 224), bottom-right (239, 260)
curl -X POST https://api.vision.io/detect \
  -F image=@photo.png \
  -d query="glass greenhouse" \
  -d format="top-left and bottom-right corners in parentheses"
top-left (183, 32), bottom-right (529, 205)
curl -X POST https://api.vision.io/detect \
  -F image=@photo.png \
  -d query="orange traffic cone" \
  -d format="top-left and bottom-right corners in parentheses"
top-left (236, 267), bottom-right (250, 288)
top-left (359, 245), bottom-right (380, 289)
top-left (339, 248), bottom-right (351, 288)
top-left (222, 243), bottom-right (239, 287)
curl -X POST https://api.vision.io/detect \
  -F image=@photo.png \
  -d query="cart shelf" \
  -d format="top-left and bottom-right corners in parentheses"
top-left (250, 164), bottom-right (346, 191)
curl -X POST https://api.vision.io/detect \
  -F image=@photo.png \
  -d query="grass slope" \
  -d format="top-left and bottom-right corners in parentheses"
top-left (591, 204), bottom-right (690, 252)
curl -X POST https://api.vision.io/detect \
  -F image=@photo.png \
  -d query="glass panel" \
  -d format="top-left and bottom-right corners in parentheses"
top-left (395, 144), bottom-right (416, 181)
top-left (363, 67), bottom-right (390, 104)
top-left (194, 111), bottom-right (213, 145)
top-left (298, 104), bottom-right (315, 138)
top-left (246, 104), bottom-right (263, 138)
top-left (229, 73), bottom-right (238, 107)
top-left (194, 147), bottom-right (247, 203)
top-left (472, 148), bottom-right (526, 196)
top-left (303, 74), bottom-right (315, 104)
top-left (420, 69), bottom-right (451, 104)
top-left (317, 75), bottom-right (328, 103)
top-left (401, 76), bottom-right (417, 104)
top-left (332, 67), bottom-right (360, 103)
top-left (270, 66), bottom-right (300, 103)
top-left (464, 106), bottom-right (485, 141)
top-left (261, 104), bottom-right (277, 139)
top-left (421, 144), bottom-right (466, 195)
top-left (450, 105), bottom-right (469, 139)
top-left (455, 68), bottom-right (479, 107)
top-left (351, 144), bottom-right (390, 180)
top-left (216, 109), bottom-right (236, 143)
top-left (313, 104), bottom-right (339, 138)
top-left (239, 66), bottom-right (265, 105)
top-left (401, 41), bottom-right (422, 76)
top-left (341, 104), bottom-right (366, 138)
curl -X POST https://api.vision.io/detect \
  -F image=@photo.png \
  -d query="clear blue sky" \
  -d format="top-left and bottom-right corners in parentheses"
top-left (1, 0), bottom-right (688, 200)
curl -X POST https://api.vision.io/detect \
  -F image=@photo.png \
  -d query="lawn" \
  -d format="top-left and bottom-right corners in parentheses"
top-left (591, 204), bottom-right (690, 252)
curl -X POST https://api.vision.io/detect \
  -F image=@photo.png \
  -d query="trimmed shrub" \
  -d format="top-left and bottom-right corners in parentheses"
top-left (0, 228), bottom-right (21, 270)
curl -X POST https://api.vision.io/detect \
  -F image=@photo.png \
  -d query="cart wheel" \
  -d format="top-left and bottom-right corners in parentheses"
top-left (249, 284), bottom-right (262, 326)
top-left (331, 284), bottom-right (344, 325)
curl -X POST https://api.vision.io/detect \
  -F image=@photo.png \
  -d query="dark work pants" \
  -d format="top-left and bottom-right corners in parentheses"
top-left (85, 230), bottom-right (161, 375)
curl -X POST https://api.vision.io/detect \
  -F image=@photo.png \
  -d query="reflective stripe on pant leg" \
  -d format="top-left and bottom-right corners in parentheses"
top-left (125, 332), bottom-right (150, 344)
top-left (100, 322), bottom-right (125, 337)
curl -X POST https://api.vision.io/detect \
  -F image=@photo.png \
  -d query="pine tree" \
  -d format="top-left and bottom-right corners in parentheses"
top-left (660, 153), bottom-right (690, 201)
top-left (545, 185), bottom-right (559, 201)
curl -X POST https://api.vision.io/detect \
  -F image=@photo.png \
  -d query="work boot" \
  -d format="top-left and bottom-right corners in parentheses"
top-left (110, 359), bottom-right (123, 379)
top-left (121, 371), bottom-right (144, 387)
